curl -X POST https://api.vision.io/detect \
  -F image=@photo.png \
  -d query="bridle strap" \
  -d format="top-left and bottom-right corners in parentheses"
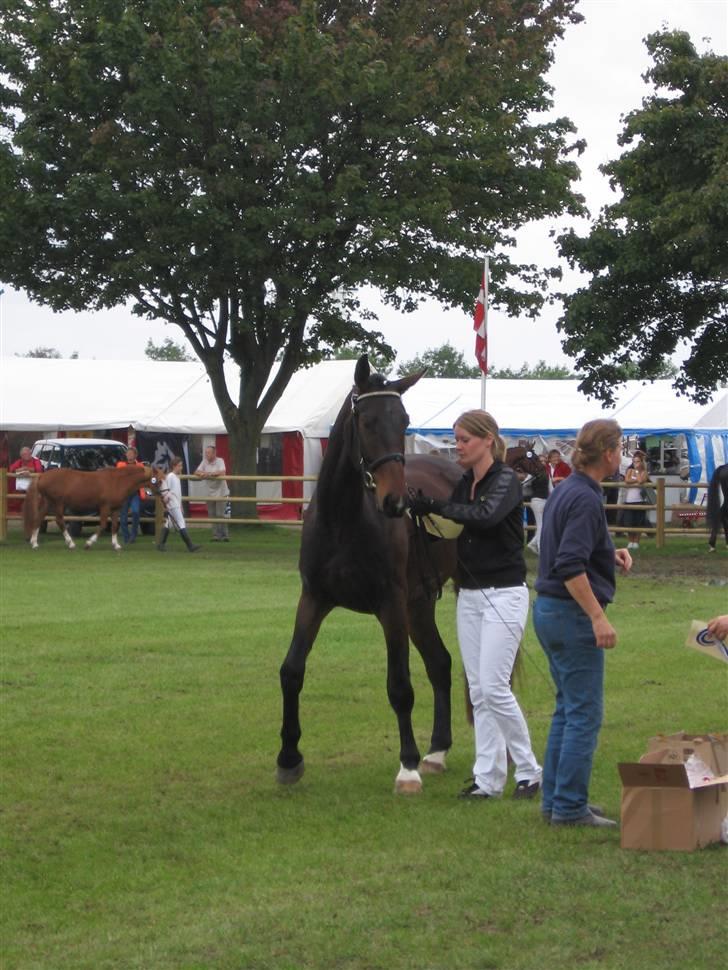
top-left (350, 389), bottom-right (406, 485)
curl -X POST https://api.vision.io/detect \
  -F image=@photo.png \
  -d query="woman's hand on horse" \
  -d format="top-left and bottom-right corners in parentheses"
top-left (408, 490), bottom-right (444, 517)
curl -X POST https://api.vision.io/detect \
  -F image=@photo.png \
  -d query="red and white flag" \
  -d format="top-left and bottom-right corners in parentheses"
top-left (473, 266), bottom-right (488, 374)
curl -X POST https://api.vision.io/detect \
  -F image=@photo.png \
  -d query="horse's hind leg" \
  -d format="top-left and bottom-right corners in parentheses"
top-left (408, 596), bottom-right (452, 774)
top-left (277, 592), bottom-right (331, 785)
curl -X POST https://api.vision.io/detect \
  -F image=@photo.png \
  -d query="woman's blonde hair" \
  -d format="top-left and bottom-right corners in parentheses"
top-left (453, 410), bottom-right (507, 462)
top-left (572, 419), bottom-right (622, 471)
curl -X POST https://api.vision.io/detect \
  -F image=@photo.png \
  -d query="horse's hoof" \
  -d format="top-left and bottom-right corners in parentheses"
top-left (276, 760), bottom-right (305, 785)
top-left (394, 778), bottom-right (423, 795)
top-left (394, 765), bottom-right (423, 794)
top-left (420, 752), bottom-right (447, 774)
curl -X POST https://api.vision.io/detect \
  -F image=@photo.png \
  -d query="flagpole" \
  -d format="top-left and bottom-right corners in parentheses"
top-left (481, 256), bottom-right (488, 410)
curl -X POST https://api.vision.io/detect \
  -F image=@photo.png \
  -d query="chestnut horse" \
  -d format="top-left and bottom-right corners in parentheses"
top-left (277, 357), bottom-right (461, 794)
top-left (23, 465), bottom-right (159, 550)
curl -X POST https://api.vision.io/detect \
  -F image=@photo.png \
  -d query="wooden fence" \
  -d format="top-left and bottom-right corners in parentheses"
top-left (0, 469), bottom-right (711, 548)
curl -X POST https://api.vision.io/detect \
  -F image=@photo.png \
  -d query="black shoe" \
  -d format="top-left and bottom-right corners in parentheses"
top-left (551, 810), bottom-right (618, 829)
top-left (513, 780), bottom-right (541, 800)
top-left (458, 782), bottom-right (491, 799)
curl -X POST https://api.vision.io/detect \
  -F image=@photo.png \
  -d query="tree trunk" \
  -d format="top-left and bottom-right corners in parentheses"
top-left (225, 419), bottom-right (261, 524)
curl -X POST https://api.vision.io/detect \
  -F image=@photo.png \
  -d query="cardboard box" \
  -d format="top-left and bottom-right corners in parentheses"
top-left (619, 749), bottom-right (728, 851)
top-left (647, 732), bottom-right (728, 776)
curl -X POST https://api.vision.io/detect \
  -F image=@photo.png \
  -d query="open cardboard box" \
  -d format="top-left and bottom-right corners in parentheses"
top-left (647, 732), bottom-right (728, 775)
top-left (619, 748), bottom-right (728, 851)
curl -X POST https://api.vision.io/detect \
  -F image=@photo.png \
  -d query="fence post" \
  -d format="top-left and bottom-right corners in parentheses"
top-left (656, 477), bottom-right (665, 549)
top-left (0, 469), bottom-right (7, 542)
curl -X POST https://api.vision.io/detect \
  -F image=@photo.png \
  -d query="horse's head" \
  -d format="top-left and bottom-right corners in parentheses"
top-left (351, 355), bottom-right (424, 517)
top-left (506, 445), bottom-right (545, 484)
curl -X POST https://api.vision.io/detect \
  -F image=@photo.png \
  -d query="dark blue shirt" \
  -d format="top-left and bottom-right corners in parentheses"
top-left (535, 471), bottom-right (616, 606)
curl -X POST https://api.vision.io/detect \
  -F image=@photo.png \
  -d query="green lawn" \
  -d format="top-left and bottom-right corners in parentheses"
top-left (1, 526), bottom-right (726, 970)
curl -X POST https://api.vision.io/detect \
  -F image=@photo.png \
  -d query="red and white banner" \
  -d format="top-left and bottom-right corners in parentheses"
top-left (473, 265), bottom-right (488, 374)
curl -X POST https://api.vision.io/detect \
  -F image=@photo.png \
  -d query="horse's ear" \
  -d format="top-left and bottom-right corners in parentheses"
top-left (354, 355), bottom-right (370, 390)
top-left (389, 367), bottom-right (427, 396)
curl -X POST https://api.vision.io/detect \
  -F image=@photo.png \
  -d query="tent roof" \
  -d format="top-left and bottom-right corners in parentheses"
top-left (402, 378), bottom-right (727, 436)
top-left (1, 357), bottom-right (725, 437)
top-left (0, 357), bottom-right (356, 437)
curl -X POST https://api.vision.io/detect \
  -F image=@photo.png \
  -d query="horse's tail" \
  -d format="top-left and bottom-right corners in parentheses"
top-left (705, 467), bottom-right (724, 529)
top-left (23, 477), bottom-right (43, 538)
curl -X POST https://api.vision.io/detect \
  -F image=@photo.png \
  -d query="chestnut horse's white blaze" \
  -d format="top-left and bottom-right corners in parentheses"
top-left (23, 465), bottom-right (158, 550)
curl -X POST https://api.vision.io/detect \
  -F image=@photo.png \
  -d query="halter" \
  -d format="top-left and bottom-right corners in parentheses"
top-left (350, 389), bottom-right (406, 490)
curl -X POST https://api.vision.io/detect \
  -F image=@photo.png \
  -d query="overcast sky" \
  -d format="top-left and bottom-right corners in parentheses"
top-left (1, 0), bottom-right (726, 368)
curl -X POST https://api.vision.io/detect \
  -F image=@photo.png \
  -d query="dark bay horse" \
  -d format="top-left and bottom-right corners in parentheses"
top-left (23, 465), bottom-right (159, 550)
top-left (277, 356), bottom-right (461, 794)
top-left (707, 463), bottom-right (728, 550)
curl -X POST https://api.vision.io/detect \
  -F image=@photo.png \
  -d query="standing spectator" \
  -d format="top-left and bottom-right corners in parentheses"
top-left (195, 445), bottom-right (230, 541)
top-left (408, 410), bottom-right (542, 802)
top-left (622, 450), bottom-right (649, 549)
top-left (116, 446), bottom-right (144, 544)
top-left (10, 446), bottom-right (43, 490)
top-left (525, 461), bottom-right (550, 556)
top-left (546, 449), bottom-right (572, 491)
top-left (157, 457), bottom-right (201, 553)
top-left (533, 419), bottom-right (632, 828)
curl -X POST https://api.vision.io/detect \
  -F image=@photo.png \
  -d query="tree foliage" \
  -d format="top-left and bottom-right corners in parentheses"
top-left (488, 358), bottom-right (575, 379)
top-left (16, 346), bottom-right (62, 359)
top-left (557, 31), bottom-right (728, 404)
top-left (325, 342), bottom-right (393, 375)
top-left (145, 337), bottom-right (195, 361)
top-left (1, 0), bottom-right (585, 475)
top-left (396, 343), bottom-right (480, 379)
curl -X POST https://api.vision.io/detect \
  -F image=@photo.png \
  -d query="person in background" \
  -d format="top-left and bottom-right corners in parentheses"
top-left (533, 418), bottom-right (632, 829)
top-left (525, 459), bottom-right (550, 556)
top-left (10, 446), bottom-right (43, 487)
top-left (408, 410), bottom-right (542, 802)
top-left (622, 450), bottom-right (649, 550)
top-left (116, 445), bottom-right (144, 544)
top-left (157, 456), bottom-right (200, 553)
top-left (195, 444), bottom-right (230, 541)
top-left (546, 449), bottom-right (572, 491)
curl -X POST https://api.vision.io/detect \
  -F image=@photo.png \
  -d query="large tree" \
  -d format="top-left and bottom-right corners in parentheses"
top-left (557, 31), bottom-right (728, 405)
top-left (1, 0), bottom-right (585, 482)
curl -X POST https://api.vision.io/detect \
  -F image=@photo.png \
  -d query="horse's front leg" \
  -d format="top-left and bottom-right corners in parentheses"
top-left (408, 595), bottom-right (452, 774)
top-left (379, 598), bottom-right (422, 794)
top-left (85, 506), bottom-right (111, 549)
top-left (277, 591), bottom-right (331, 785)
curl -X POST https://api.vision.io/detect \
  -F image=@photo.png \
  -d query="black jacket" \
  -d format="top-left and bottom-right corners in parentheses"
top-left (437, 460), bottom-right (526, 589)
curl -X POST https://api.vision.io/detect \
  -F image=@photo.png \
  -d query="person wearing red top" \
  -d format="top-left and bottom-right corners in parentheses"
top-left (9, 447), bottom-right (43, 487)
top-left (116, 446), bottom-right (144, 544)
top-left (547, 449), bottom-right (572, 490)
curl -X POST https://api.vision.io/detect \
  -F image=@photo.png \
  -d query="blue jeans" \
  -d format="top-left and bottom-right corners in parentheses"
top-left (120, 493), bottom-right (141, 542)
top-left (532, 596), bottom-right (605, 821)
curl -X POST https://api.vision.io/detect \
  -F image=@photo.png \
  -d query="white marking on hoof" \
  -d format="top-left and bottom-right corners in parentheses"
top-left (63, 530), bottom-right (76, 549)
top-left (112, 536), bottom-right (123, 551)
top-left (420, 750), bottom-right (448, 774)
top-left (30, 529), bottom-right (39, 549)
top-left (85, 533), bottom-right (98, 549)
top-left (394, 764), bottom-right (422, 795)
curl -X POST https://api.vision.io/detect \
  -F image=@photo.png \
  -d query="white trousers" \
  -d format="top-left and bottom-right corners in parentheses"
top-left (528, 497), bottom-right (546, 553)
top-left (456, 586), bottom-right (542, 795)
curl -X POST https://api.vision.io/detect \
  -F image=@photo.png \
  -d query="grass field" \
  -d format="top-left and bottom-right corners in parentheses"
top-left (1, 525), bottom-right (727, 970)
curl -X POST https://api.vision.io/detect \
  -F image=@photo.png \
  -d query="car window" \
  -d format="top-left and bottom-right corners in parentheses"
top-left (48, 446), bottom-right (62, 468)
top-left (63, 445), bottom-right (127, 470)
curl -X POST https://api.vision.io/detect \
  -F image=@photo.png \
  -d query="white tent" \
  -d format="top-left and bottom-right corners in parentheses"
top-left (1, 357), bottom-right (726, 488)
